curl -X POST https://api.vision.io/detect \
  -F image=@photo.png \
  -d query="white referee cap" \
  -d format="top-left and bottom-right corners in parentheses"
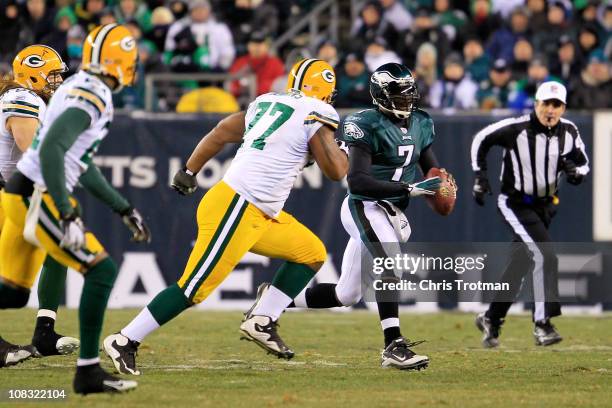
top-left (535, 81), bottom-right (567, 104)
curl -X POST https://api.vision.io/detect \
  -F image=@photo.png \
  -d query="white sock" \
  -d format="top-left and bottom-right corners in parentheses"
top-left (77, 357), bottom-right (100, 366)
top-left (121, 307), bottom-right (160, 343)
top-left (293, 287), bottom-right (308, 308)
top-left (251, 285), bottom-right (292, 321)
top-left (380, 317), bottom-right (400, 330)
top-left (37, 309), bottom-right (57, 320)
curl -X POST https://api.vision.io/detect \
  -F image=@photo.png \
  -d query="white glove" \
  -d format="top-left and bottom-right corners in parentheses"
top-left (402, 176), bottom-right (441, 197)
top-left (59, 214), bottom-right (86, 251)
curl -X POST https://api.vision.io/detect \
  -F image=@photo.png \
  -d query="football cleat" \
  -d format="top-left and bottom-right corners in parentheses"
top-left (239, 315), bottom-right (294, 360)
top-left (73, 364), bottom-right (137, 395)
top-left (475, 312), bottom-right (503, 348)
top-left (380, 337), bottom-right (429, 370)
top-left (243, 282), bottom-right (270, 321)
top-left (103, 333), bottom-right (141, 375)
top-left (32, 329), bottom-right (80, 357)
top-left (0, 337), bottom-right (36, 368)
top-left (534, 320), bottom-right (563, 346)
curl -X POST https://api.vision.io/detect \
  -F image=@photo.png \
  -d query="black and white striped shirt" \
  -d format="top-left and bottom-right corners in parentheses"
top-left (471, 113), bottom-right (589, 198)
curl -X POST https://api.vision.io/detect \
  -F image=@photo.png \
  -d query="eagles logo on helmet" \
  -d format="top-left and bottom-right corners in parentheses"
top-left (82, 24), bottom-right (138, 93)
top-left (12, 45), bottom-right (67, 98)
top-left (286, 59), bottom-right (337, 105)
top-left (370, 63), bottom-right (419, 120)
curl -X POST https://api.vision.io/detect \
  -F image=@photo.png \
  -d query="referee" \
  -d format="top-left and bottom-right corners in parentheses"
top-left (470, 82), bottom-right (589, 348)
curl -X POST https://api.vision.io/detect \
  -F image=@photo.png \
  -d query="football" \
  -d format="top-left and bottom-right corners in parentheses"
top-left (425, 167), bottom-right (457, 216)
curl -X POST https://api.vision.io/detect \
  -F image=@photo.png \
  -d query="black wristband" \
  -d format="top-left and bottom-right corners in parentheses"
top-left (60, 211), bottom-right (78, 221)
top-left (118, 205), bottom-right (133, 217)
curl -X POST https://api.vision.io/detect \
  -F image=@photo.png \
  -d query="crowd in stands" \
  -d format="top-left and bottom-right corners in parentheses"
top-left (0, 0), bottom-right (610, 111)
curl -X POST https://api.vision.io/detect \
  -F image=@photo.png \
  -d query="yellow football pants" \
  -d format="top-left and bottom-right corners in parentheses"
top-left (0, 191), bottom-right (105, 289)
top-left (177, 181), bottom-right (327, 304)
top-left (0, 194), bottom-right (4, 230)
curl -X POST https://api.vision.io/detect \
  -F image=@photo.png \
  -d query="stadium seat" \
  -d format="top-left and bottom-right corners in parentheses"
top-left (176, 87), bottom-right (240, 114)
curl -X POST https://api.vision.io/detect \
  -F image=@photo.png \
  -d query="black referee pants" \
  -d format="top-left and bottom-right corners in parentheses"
top-left (487, 194), bottom-right (561, 323)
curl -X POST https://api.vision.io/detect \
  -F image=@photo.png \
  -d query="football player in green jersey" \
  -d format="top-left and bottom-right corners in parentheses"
top-left (281, 63), bottom-right (456, 369)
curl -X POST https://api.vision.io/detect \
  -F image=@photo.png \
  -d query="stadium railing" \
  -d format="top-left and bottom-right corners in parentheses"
top-left (270, 0), bottom-right (339, 55)
top-left (143, 72), bottom-right (257, 112)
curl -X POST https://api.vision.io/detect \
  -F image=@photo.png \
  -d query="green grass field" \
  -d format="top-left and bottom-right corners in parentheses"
top-left (1, 309), bottom-right (611, 407)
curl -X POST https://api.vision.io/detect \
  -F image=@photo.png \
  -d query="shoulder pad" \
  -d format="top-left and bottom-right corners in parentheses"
top-left (413, 108), bottom-right (432, 121)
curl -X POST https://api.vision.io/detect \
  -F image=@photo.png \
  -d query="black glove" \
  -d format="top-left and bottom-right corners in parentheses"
top-left (473, 171), bottom-right (491, 206)
top-left (561, 158), bottom-right (583, 185)
top-left (0, 172), bottom-right (5, 190)
top-left (172, 167), bottom-right (197, 195)
top-left (120, 207), bottom-right (151, 243)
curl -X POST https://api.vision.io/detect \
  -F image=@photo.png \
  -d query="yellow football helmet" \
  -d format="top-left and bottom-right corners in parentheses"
top-left (12, 45), bottom-right (67, 96)
top-left (82, 24), bottom-right (137, 92)
top-left (287, 58), bottom-right (337, 104)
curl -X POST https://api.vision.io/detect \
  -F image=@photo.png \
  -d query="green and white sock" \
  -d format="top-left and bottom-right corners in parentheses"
top-left (252, 262), bottom-right (316, 320)
top-left (122, 283), bottom-right (191, 342)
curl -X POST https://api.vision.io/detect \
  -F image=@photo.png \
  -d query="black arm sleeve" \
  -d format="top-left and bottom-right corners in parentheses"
top-left (418, 144), bottom-right (440, 175)
top-left (565, 124), bottom-right (589, 169)
top-left (347, 144), bottom-right (406, 198)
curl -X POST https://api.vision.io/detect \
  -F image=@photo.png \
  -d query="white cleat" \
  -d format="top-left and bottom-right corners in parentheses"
top-left (240, 315), bottom-right (294, 360)
top-left (380, 337), bottom-right (429, 370)
top-left (103, 333), bottom-right (141, 375)
top-left (56, 336), bottom-right (80, 355)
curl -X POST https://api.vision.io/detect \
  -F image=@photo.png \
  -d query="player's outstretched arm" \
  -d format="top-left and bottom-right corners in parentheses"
top-left (172, 111), bottom-right (246, 195)
top-left (308, 125), bottom-right (348, 181)
top-left (184, 111), bottom-right (246, 173)
top-left (347, 144), bottom-right (410, 198)
top-left (40, 107), bottom-right (91, 217)
top-left (80, 165), bottom-right (131, 213)
top-left (79, 165), bottom-right (151, 243)
top-left (39, 108), bottom-right (91, 250)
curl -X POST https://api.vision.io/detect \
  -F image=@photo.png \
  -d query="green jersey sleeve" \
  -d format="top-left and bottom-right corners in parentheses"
top-left (341, 111), bottom-right (377, 152)
top-left (414, 109), bottom-right (435, 151)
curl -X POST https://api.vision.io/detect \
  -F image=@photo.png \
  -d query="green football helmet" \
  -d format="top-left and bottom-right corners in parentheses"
top-left (370, 63), bottom-right (419, 120)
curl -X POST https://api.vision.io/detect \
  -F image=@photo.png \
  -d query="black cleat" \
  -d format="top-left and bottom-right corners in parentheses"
top-left (32, 329), bottom-right (79, 357)
top-left (380, 337), bottom-right (429, 370)
top-left (73, 363), bottom-right (137, 395)
top-left (103, 333), bottom-right (141, 375)
top-left (475, 312), bottom-right (504, 348)
top-left (240, 315), bottom-right (294, 360)
top-left (0, 337), bottom-right (35, 368)
top-left (534, 320), bottom-right (563, 346)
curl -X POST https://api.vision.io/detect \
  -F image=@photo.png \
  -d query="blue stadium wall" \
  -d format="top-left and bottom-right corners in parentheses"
top-left (63, 111), bottom-right (607, 311)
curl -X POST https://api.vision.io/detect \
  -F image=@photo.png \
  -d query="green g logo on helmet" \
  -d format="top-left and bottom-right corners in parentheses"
top-left (23, 55), bottom-right (46, 68)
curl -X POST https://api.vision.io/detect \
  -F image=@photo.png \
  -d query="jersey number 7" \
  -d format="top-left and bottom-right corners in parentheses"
top-left (392, 145), bottom-right (414, 181)
top-left (244, 102), bottom-right (295, 150)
